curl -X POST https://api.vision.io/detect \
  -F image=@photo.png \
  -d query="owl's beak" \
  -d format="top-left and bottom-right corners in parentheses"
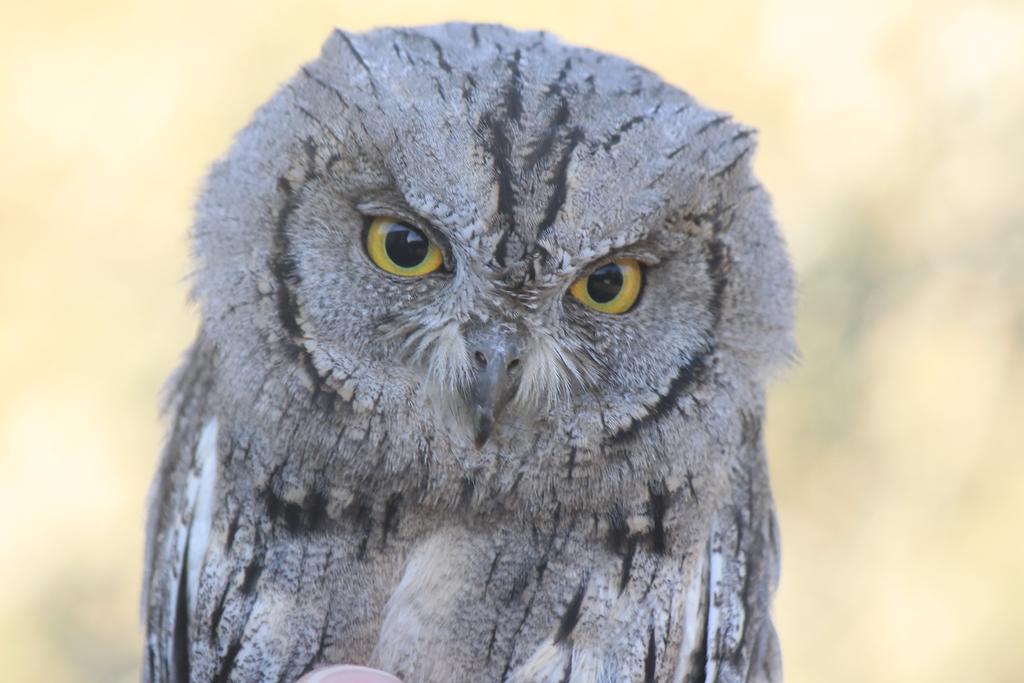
top-left (466, 326), bottom-right (524, 448)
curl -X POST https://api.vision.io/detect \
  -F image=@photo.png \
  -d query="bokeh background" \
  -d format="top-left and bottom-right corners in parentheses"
top-left (2, 0), bottom-right (1022, 681)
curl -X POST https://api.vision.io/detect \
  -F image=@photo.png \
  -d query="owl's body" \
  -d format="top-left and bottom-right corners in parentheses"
top-left (143, 24), bottom-right (794, 683)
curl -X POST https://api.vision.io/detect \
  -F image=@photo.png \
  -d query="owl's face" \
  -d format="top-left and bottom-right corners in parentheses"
top-left (195, 24), bottom-right (793, 504)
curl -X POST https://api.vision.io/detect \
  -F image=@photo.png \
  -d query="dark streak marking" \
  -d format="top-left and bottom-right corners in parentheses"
top-left (505, 49), bottom-right (523, 122)
top-left (533, 503), bottom-right (562, 588)
top-left (713, 148), bottom-right (752, 179)
top-left (347, 496), bottom-right (371, 536)
top-left (208, 596), bottom-right (227, 647)
top-left (524, 96), bottom-right (571, 169)
top-left (271, 178), bottom-right (303, 341)
top-left (294, 105), bottom-right (345, 151)
top-left (500, 591), bottom-right (538, 681)
top-left (462, 74), bottom-right (477, 103)
top-left (211, 638), bottom-right (242, 683)
top-left (649, 485), bottom-right (668, 554)
top-left (741, 411), bottom-right (762, 448)
top-left (357, 533), bottom-right (370, 560)
top-left (566, 446), bottom-right (577, 480)
top-left (343, 497), bottom-right (373, 557)
top-left (554, 578), bottom-right (588, 644)
top-left (535, 556), bottom-right (550, 585)
top-left (300, 66), bottom-right (350, 108)
top-left (433, 78), bottom-right (448, 103)
top-left (558, 650), bottom-right (574, 683)
top-left (501, 593), bottom-right (536, 679)
top-left (602, 114), bottom-right (646, 152)
top-left (484, 551), bottom-right (502, 594)
top-left (297, 611), bottom-right (333, 679)
top-left (270, 495), bottom-right (300, 532)
top-left (619, 536), bottom-right (638, 594)
top-left (306, 491), bottom-right (329, 530)
top-left (427, 38), bottom-right (453, 72)
top-left (706, 237), bottom-right (730, 326)
top-left (667, 142), bottom-right (689, 159)
top-left (697, 114), bottom-right (730, 135)
top-left (264, 489), bottom-right (328, 534)
top-left (239, 555), bottom-right (264, 595)
top-left (486, 622), bottom-right (500, 662)
top-left (685, 470), bottom-right (700, 505)
top-left (501, 504), bottom-right (564, 679)
top-left (224, 510), bottom-right (241, 551)
top-left (682, 554), bottom-right (710, 683)
top-left (535, 127), bottom-right (584, 242)
top-left (731, 128), bottom-right (755, 143)
top-left (641, 559), bottom-right (660, 599)
top-left (607, 507), bottom-right (628, 553)
top-left (457, 477), bottom-right (475, 509)
top-left (557, 58), bottom-right (573, 82)
top-left (271, 175), bottom-right (338, 409)
top-left (644, 625), bottom-right (657, 683)
top-left (471, 25), bottom-right (481, 47)
top-left (334, 30), bottom-right (377, 92)
top-left (608, 344), bottom-right (715, 444)
top-left (507, 468), bottom-right (525, 496)
top-left (172, 538), bottom-right (191, 683)
top-left (483, 113), bottom-right (518, 266)
top-left (731, 547), bottom-right (755, 668)
top-left (381, 493), bottom-right (403, 546)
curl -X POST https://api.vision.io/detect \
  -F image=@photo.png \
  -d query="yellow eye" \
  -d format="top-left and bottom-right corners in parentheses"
top-left (569, 258), bottom-right (643, 314)
top-left (365, 216), bottom-right (444, 277)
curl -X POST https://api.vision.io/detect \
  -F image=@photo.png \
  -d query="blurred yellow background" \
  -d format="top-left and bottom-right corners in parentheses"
top-left (2, 1), bottom-right (1022, 681)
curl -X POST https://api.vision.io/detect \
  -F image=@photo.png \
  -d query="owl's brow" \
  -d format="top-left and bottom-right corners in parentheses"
top-left (481, 46), bottom-right (592, 269)
top-left (480, 111), bottom-right (518, 268)
top-left (485, 118), bottom-right (587, 272)
top-left (532, 127), bottom-right (585, 248)
top-left (490, 100), bottom-right (700, 274)
top-left (542, 196), bottom-right (706, 280)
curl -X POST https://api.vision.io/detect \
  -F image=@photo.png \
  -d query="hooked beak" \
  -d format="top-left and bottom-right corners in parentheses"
top-left (466, 324), bottom-right (524, 448)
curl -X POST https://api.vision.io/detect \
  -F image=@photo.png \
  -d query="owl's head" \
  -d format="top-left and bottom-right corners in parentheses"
top-left (193, 24), bottom-right (794, 509)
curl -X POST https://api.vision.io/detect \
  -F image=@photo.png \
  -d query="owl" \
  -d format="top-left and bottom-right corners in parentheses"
top-left (143, 23), bottom-right (795, 683)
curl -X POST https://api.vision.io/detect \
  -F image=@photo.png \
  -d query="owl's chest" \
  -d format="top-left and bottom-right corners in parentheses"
top-left (194, 490), bottom-right (695, 682)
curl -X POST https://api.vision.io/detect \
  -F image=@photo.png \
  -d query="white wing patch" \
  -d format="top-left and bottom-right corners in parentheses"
top-left (704, 539), bottom-right (726, 683)
top-left (185, 418), bottom-right (219, 619)
top-left (672, 549), bottom-right (709, 683)
top-left (157, 417), bottom-right (220, 681)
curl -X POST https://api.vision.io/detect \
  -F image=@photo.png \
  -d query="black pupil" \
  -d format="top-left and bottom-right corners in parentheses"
top-left (587, 263), bottom-right (624, 303)
top-left (384, 223), bottom-right (429, 268)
